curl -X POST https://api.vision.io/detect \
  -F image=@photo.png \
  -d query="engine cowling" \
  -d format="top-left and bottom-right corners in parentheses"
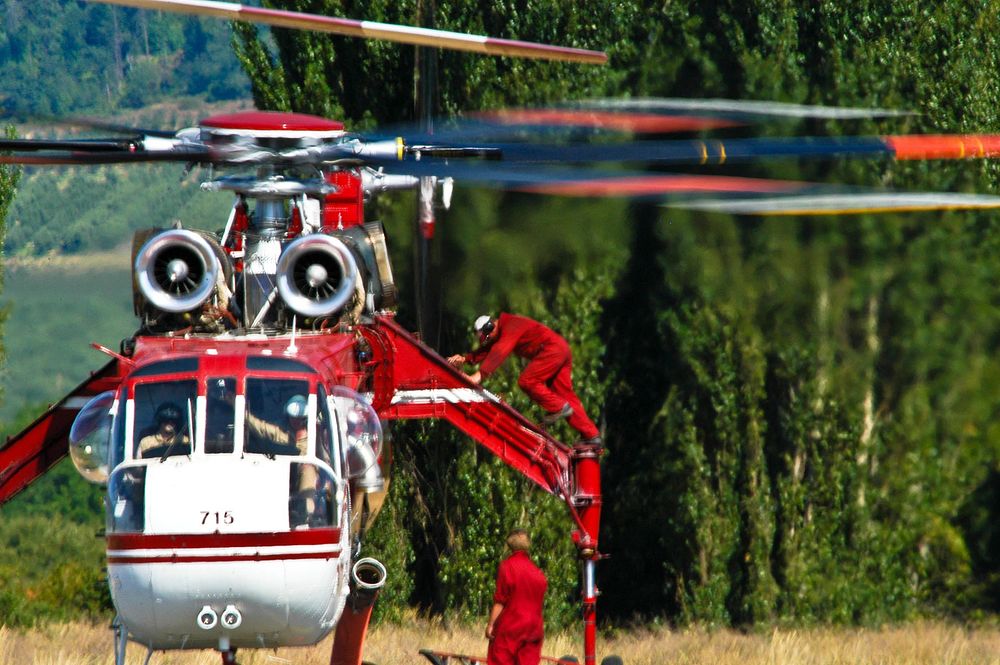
top-left (276, 234), bottom-right (359, 318)
top-left (134, 229), bottom-right (222, 313)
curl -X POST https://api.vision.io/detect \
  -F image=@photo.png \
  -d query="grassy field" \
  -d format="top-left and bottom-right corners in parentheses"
top-left (1, 619), bottom-right (999, 665)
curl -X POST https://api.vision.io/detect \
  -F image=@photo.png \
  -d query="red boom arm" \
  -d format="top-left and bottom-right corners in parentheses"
top-left (365, 315), bottom-right (603, 664)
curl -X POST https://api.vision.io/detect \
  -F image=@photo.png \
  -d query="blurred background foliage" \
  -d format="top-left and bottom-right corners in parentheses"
top-left (2, 0), bottom-right (1000, 635)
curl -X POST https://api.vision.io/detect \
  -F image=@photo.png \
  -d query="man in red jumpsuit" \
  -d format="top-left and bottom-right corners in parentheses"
top-left (486, 529), bottom-right (548, 665)
top-left (448, 313), bottom-right (601, 444)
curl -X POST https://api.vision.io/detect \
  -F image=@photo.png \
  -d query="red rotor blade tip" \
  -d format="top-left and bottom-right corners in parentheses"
top-left (884, 134), bottom-right (1000, 160)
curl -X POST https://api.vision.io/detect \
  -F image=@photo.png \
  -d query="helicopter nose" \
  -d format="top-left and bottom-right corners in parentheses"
top-left (166, 258), bottom-right (190, 284)
top-left (305, 263), bottom-right (328, 288)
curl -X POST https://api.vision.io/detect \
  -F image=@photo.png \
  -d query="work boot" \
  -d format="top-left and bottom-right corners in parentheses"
top-left (542, 403), bottom-right (573, 426)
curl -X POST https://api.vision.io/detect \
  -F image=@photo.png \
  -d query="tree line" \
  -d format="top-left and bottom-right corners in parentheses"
top-left (0, 0), bottom-right (248, 116)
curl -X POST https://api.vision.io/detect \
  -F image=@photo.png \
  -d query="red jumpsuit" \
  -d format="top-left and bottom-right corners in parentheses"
top-left (487, 550), bottom-right (548, 665)
top-left (465, 313), bottom-right (599, 440)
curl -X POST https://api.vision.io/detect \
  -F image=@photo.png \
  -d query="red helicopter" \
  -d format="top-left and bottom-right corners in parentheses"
top-left (5, 2), bottom-right (1000, 665)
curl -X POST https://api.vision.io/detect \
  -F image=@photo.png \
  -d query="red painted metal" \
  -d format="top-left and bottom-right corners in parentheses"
top-left (228, 199), bottom-right (249, 272)
top-left (323, 170), bottom-right (365, 229)
top-left (0, 359), bottom-right (123, 505)
top-left (201, 111), bottom-right (345, 133)
top-left (330, 589), bottom-right (380, 665)
top-left (107, 528), bottom-right (341, 550)
top-left (108, 551), bottom-right (342, 565)
top-left (368, 314), bottom-right (601, 552)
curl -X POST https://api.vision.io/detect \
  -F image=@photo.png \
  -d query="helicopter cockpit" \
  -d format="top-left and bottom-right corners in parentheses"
top-left (70, 354), bottom-right (385, 536)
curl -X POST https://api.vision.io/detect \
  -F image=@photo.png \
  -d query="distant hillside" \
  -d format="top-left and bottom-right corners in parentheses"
top-left (0, 0), bottom-right (249, 117)
top-left (5, 101), bottom-right (247, 256)
top-left (0, 256), bottom-right (133, 423)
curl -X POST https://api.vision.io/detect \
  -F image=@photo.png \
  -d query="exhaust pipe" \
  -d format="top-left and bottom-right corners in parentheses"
top-left (331, 557), bottom-right (386, 665)
top-left (351, 557), bottom-right (387, 597)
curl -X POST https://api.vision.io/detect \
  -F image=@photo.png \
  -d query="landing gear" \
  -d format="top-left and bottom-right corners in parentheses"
top-left (112, 616), bottom-right (127, 665)
top-left (220, 636), bottom-right (238, 665)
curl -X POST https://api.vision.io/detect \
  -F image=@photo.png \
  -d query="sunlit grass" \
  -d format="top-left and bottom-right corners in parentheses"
top-left (2, 618), bottom-right (999, 665)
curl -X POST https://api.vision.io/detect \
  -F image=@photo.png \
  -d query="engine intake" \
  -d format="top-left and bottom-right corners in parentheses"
top-left (135, 229), bottom-right (222, 313)
top-left (276, 234), bottom-right (359, 317)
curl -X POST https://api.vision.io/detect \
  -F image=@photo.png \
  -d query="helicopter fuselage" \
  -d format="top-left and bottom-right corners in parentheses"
top-left (95, 332), bottom-right (384, 651)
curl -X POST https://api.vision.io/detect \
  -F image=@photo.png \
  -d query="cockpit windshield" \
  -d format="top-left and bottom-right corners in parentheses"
top-left (122, 374), bottom-right (335, 465)
top-left (244, 378), bottom-right (312, 456)
top-left (133, 380), bottom-right (197, 459)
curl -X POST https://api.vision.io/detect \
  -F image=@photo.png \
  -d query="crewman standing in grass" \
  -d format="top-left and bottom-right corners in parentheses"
top-left (485, 528), bottom-right (548, 665)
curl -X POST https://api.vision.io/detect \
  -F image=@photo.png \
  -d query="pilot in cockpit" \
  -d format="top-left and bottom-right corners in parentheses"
top-left (138, 402), bottom-right (191, 458)
top-left (244, 395), bottom-right (310, 455)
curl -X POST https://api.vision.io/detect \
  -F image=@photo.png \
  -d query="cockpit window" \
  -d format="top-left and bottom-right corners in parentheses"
top-left (246, 357), bottom-right (316, 373)
top-left (133, 380), bottom-right (197, 459)
top-left (316, 385), bottom-right (332, 466)
top-left (244, 378), bottom-right (311, 457)
top-left (131, 358), bottom-right (199, 377)
top-left (111, 387), bottom-right (127, 469)
top-left (205, 377), bottom-right (236, 454)
top-left (107, 466), bottom-right (146, 533)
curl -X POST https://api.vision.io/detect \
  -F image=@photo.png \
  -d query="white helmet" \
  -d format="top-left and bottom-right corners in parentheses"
top-left (285, 395), bottom-right (308, 418)
top-left (474, 315), bottom-right (494, 334)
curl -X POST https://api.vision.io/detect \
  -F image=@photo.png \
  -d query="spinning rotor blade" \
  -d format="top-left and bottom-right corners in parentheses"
top-left (581, 97), bottom-right (914, 120)
top-left (90, 0), bottom-right (607, 64)
top-left (472, 109), bottom-right (742, 134)
top-left (0, 145), bottom-right (213, 166)
top-left (61, 117), bottom-right (181, 139)
top-left (360, 158), bottom-right (1000, 216)
top-left (0, 137), bottom-right (141, 153)
top-left (436, 134), bottom-right (1000, 166)
top-left (672, 192), bottom-right (1000, 216)
top-left (450, 97), bottom-right (911, 138)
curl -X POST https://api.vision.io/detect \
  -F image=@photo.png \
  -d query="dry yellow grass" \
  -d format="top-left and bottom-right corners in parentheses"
top-left (2, 618), bottom-right (999, 665)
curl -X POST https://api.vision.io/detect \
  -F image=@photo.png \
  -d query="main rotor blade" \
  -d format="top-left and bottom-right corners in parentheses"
top-left (90, 0), bottom-right (607, 64)
top-left (0, 138), bottom-right (140, 152)
top-left (63, 117), bottom-right (181, 139)
top-left (472, 109), bottom-right (742, 134)
top-left (390, 134), bottom-right (1000, 167)
top-left (0, 146), bottom-right (212, 165)
top-left (360, 158), bottom-right (1000, 216)
top-left (671, 192), bottom-right (1000, 216)
top-left (581, 97), bottom-right (913, 120)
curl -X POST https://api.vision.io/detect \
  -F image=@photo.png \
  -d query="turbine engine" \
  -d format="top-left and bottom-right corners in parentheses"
top-left (276, 233), bottom-right (360, 319)
top-left (133, 229), bottom-right (230, 328)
